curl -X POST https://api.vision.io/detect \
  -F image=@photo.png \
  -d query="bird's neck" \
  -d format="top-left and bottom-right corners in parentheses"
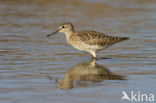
top-left (64, 30), bottom-right (74, 42)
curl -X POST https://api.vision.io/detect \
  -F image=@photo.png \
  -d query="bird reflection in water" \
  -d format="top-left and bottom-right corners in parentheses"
top-left (49, 60), bottom-right (126, 90)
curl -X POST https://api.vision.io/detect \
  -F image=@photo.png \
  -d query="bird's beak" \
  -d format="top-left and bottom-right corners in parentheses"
top-left (46, 29), bottom-right (59, 37)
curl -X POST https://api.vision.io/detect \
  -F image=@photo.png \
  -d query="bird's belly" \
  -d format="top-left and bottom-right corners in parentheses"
top-left (70, 41), bottom-right (104, 52)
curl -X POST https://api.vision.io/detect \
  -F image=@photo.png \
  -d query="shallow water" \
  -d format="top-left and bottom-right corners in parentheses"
top-left (0, 0), bottom-right (156, 103)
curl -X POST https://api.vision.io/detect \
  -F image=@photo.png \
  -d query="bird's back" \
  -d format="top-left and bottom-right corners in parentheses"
top-left (70, 30), bottom-right (129, 49)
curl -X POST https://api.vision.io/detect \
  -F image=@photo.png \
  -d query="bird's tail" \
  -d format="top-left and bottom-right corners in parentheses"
top-left (107, 36), bottom-right (129, 45)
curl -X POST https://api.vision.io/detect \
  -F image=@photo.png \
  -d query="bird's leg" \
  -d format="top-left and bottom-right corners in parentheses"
top-left (90, 51), bottom-right (97, 60)
top-left (92, 56), bottom-right (97, 61)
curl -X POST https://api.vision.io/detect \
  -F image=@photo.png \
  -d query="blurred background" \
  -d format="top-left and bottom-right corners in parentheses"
top-left (0, 0), bottom-right (156, 103)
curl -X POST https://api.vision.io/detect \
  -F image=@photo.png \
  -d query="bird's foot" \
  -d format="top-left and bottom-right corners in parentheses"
top-left (99, 57), bottom-right (112, 59)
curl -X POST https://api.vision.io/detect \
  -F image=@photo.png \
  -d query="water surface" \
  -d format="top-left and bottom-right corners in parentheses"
top-left (0, 0), bottom-right (156, 103)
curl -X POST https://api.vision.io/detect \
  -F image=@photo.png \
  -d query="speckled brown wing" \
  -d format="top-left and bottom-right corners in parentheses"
top-left (75, 30), bottom-right (129, 47)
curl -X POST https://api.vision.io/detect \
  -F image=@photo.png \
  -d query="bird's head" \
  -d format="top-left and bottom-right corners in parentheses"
top-left (47, 22), bottom-right (74, 37)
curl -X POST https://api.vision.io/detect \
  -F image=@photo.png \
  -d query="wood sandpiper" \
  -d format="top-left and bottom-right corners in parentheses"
top-left (47, 22), bottom-right (129, 59)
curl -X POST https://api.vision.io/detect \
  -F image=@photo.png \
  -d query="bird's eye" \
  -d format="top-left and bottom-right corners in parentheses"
top-left (62, 26), bottom-right (65, 28)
